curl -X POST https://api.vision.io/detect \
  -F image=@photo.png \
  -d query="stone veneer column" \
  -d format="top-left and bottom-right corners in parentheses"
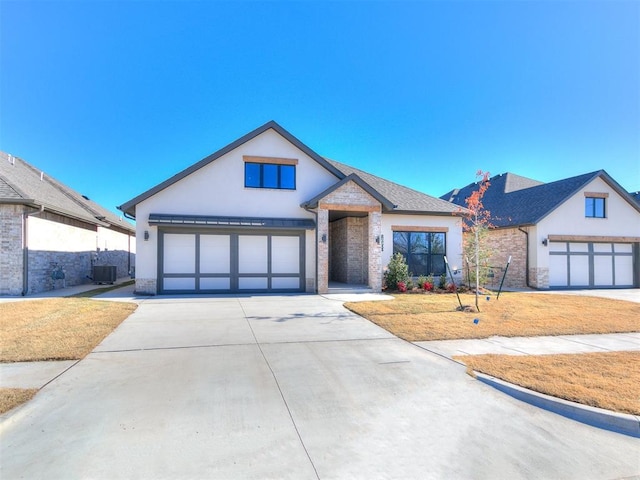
top-left (368, 211), bottom-right (382, 291)
top-left (317, 208), bottom-right (329, 294)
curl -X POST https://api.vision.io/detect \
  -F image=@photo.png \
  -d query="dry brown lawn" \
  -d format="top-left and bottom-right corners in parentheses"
top-left (0, 388), bottom-right (38, 415)
top-left (0, 298), bottom-right (137, 362)
top-left (345, 292), bottom-right (640, 341)
top-left (0, 298), bottom-right (136, 414)
top-left (455, 351), bottom-right (640, 415)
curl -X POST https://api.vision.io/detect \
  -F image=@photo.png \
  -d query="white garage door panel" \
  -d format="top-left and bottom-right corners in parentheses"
top-left (549, 241), bottom-right (635, 289)
top-left (200, 277), bottom-right (231, 290)
top-left (200, 235), bottom-right (230, 274)
top-left (164, 234), bottom-right (196, 274)
top-left (160, 231), bottom-right (304, 293)
top-left (272, 236), bottom-right (300, 274)
top-left (239, 277), bottom-right (268, 289)
top-left (570, 255), bottom-right (589, 286)
top-left (164, 277), bottom-right (196, 290)
top-left (239, 236), bottom-right (268, 274)
top-left (615, 243), bottom-right (632, 253)
top-left (593, 256), bottom-right (613, 285)
top-left (615, 256), bottom-right (634, 285)
top-left (549, 254), bottom-right (568, 287)
top-left (272, 277), bottom-right (300, 289)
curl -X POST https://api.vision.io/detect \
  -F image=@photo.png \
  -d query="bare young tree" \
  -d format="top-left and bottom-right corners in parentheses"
top-left (461, 170), bottom-right (493, 312)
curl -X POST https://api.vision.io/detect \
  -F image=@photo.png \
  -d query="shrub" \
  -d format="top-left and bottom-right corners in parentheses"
top-left (417, 275), bottom-right (428, 289)
top-left (397, 281), bottom-right (407, 292)
top-left (385, 252), bottom-right (409, 290)
top-left (438, 273), bottom-right (447, 290)
top-left (423, 281), bottom-right (434, 291)
top-left (447, 282), bottom-right (457, 292)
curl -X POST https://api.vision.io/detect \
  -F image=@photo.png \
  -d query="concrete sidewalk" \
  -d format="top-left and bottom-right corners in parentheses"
top-left (415, 332), bottom-right (640, 359)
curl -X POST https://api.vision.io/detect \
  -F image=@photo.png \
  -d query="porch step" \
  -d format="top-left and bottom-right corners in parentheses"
top-left (326, 283), bottom-right (377, 294)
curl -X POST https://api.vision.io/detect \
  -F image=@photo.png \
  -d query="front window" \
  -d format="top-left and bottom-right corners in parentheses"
top-left (393, 231), bottom-right (446, 276)
top-left (244, 162), bottom-right (296, 190)
top-left (585, 197), bottom-right (605, 218)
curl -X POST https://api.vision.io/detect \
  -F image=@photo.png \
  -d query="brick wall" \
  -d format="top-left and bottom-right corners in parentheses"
top-left (0, 205), bottom-right (24, 295)
top-left (329, 218), bottom-right (347, 282)
top-left (368, 211), bottom-right (382, 291)
top-left (0, 209), bottom-right (134, 295)
top-left (135, 278), bottom-right (157, 295)
top-left (464, 227), bottom-right (528, 289)
top-left (329, 217), bottom-right (367, 285)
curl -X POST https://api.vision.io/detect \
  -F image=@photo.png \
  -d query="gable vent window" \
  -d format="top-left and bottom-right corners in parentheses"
top-left (244, 156), bottom-right (297, 190)
top-left (585, 195), bottom-right (606, 218)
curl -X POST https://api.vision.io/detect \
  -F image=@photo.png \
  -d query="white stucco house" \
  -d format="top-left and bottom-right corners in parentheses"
top-left (442, 170), bottom-right (640, 289)
top-left (119, 121), bottom-right (463, 295)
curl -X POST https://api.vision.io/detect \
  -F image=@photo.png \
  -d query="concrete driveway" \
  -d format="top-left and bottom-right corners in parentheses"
top-left (1, 295), bottom-right (639, 479)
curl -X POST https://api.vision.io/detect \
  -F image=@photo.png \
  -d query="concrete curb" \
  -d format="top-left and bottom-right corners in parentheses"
top-left (475, 372), bottom-right (640, 439)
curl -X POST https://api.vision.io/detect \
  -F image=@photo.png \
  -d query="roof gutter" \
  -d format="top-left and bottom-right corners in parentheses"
top-left (22, 204), bottom-right (45, 296)
top-left (518, 227), bottom-right (531, 288)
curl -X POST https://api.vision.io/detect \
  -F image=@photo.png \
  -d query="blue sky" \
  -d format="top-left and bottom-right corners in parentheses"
top-left (1, 0), bottom-right (639, 217)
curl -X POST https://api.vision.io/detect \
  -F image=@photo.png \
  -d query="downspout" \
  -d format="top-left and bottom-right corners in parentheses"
top-left (303, 205), bottom-right (318, 293)
top-left (22, 205), bottom-right (45, 296)
top-left (518, 227), bottom-right (530, 288)
top-left (120, 209), bottom-right (135, 277)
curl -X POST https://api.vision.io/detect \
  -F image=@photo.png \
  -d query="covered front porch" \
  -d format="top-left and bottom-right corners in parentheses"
top-left (302, 173), bottom-right (394, 294)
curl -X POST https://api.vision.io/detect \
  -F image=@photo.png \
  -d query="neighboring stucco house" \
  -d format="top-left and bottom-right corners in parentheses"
top-left (119, 121), bottom-right (463, 295)
top-left (0, 152), bottom-right (135, 295)
top-left (442, 170), bottom-right (640, 289)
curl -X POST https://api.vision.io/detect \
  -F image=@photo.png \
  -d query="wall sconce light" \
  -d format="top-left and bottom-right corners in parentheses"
top-left (321, 233), bottom-right (327, 243)
top-left (452, 266), bottom-right (460, 275)
top-left (144, 230), bottom-right (149, 241)
top-left (542, 238), bottom-right (548, 246)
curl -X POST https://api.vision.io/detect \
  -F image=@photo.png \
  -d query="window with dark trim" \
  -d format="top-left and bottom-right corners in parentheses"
top-left (392, 231), bottom-right (446, 276)
top-left (585, 197), bottom-right (605, 218)
top-left (245, 162), bottom-right (296, 190)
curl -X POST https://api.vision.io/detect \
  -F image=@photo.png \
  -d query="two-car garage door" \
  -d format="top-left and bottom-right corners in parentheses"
top-left (549, 242), bottom-right (635, 288)
top-left (159, 230), bottom-right (304, 293)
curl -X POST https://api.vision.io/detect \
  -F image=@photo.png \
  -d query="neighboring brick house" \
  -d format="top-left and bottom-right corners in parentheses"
top-left (0, 152), bottom-right (135, 295)
top-left (119, 121), bottom-right (464, 295)
top-left (442, 171), bottom-right (640, 290)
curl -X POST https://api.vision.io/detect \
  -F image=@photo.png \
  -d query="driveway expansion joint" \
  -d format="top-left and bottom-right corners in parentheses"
top-left (237, 299), bottom-right (321, 480)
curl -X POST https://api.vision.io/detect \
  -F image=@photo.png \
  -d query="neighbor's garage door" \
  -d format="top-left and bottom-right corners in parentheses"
top-left (549, 242), bottom-right (634, 288)
top-left (160, 230), bottom-right (304, 293)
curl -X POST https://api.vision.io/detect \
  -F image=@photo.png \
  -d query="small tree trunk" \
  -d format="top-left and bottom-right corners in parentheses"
top-left (475, 225), bottom-right (480, 312)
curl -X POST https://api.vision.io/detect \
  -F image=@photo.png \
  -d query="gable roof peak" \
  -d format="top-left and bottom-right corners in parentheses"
top-left (119, 120), bottom-right (344, 217)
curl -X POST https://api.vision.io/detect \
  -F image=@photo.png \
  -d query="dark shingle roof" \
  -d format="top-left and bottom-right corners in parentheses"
top-left (442, 170), bottom-right (640, 227)
top-left (326, 159), bottom-right (461, 215)
top-left (0, 151), bottom-right (135, 233)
